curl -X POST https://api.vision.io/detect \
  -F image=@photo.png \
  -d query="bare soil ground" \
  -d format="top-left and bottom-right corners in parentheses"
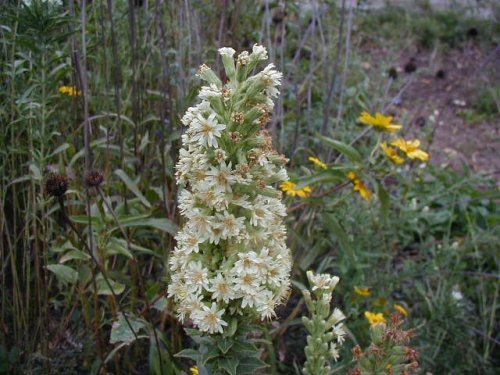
top-left (393, 45), bottom-right (499, 181)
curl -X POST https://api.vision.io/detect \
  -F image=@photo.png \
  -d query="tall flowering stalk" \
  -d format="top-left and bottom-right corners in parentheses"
top-left (169, 45), bottom-right (291, 372)
top-left (302, 271), bottom-right (347, 375)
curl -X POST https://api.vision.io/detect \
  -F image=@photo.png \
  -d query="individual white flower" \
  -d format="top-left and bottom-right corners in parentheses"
top-left (306, 271), bottom-right (339, 291)
top-left (205, 161), bottom-right (236, 193)
top-left (214, 211), bottom-right (245, 239)
top-left (333, 323), bottom-right (346, 344)
top-left (185, 261), bottom-right (210, 293)
top-left (176, 230), bottom-right (202, 254)
top-left (329, 343), bottom-right (340, 362)
top-left (251, 44), bottom-right (268, 61)
top-left (218, 47), bottom-right (236, 57)
top-left (192, 303), bottom-right (228, 334)
top-left (237, 51), bottom-right (250, 66)
top-left (186, 209), bottom-right (213, 240)
top-left (209, 273), bottom-right (235, 303)
top-left (199, 84), bottom-right (222, 100)
top-left (331, 308), bottom-right (346, 324)
top-left (259, 64), bottom-right (282, 98)
top-left (249, 196), bottom-right (273, 226)
top-left (234, 272), bottom-right (260, 294)
top-left (191, 113), bottom-right (226, 148)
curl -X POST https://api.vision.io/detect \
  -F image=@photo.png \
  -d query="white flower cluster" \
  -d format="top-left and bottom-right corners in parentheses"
top-left (168, 45), bottom-right (291, 334)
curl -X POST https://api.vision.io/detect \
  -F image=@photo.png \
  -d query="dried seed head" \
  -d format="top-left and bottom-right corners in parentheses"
top-left (231, 112), bottom-right (245, 124)
top-left (404, 58), bottom-right (417, 74)
top-left (85, 170), bottom-right (104, 187)
top-left (45, 173), bottom-right (68, 197)
top-left (231, 131), bottom-right (242, 142)
top-left (388, 67), bottom-right (398, 80)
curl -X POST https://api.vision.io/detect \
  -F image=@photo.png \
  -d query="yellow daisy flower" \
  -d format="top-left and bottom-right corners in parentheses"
top-left (190, 366), bottom-right (200, 375)
top-left (308, 156), bottom-right (327, 169)
top-left (354, 286), bottom-right (372, 297)
top-left (391, 138), bottom-right (429, 161)
top-left (380, 142), bottom-right (405, 164)
top-left (59, 85), bottom-right (82, 96)
top-left (347, 172), bottom-right (372, 201)
top-left (358, 111), bottom-right (403, 132)
top-left (364, 311), bottom-right (386, 325)
top-left (280, 181), bottom-right (312, 198)
top-left (394, 304), bottom-right (408, 317)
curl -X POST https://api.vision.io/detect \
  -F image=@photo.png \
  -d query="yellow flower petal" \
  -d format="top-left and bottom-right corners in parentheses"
top-left (354, 286), bottom-right (372, 297)
top-left (280, 181), bottom-right (312, 198)
top-left (364, 311), bottom-right (386, 325)
top-left (380, 142), bottom-right (405, 164)
top-left (394, 303), bottom-right (408, 317)
top-left (391, 138), bottom-right (429, 161)
top-left (358, 111), bottom-right (402, 132)
top-left (308, 156), bottom-right (327, 169)
top-left (190, 366), bottom-right (200, 375)
top-left (353, 179), bottom-right (372, 201)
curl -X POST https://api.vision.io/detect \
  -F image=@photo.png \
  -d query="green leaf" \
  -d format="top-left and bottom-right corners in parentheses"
top-left (59, 249), bottom-right (91, 263)
top-left (109, 313), bottom-right (147, 344)
top-left (219, 357), bottom-right (239, 375)
top-left (174, 349), bottom-right (201, 361)
top-left (114, 169), bottom-right (151, 208)
top-left (296, 169), bottom-right (346, 189)
top-left (317, 134), bottom-right (362, 163)
top-left (105, 238), bottom-right (133, 259)
top-left (324, 214), bottom-right (356, 264)
top-left (95, 274), bottom-right (125, 295)
top-left (48, 143), bottom-right (71, 158)
top-left (200, 345), bottom-right (220, 365)
top-left (47, 264), bottom-right (78, 285)
top-left (237, 356), bottom-right (268, 375)
top-left (119, 217), bottom-right (177, 235)
top-left (148, 336), bottom-right (175, 375)
top-left (217, 338), bottom-right (234, 354)
top-left (152, 297), bottom-right (168, 311)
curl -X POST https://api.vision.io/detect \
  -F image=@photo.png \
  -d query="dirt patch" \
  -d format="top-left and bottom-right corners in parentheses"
top-left (380, 43), bottom-right (499, 182)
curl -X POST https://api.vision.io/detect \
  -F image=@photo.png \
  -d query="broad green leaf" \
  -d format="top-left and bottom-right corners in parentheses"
top-left (47, 264), bottom-right (78, 285)
top-left (219, 357), bottom-right (239, 375)
top-left (95, 274), bottom-right (125, 295)
top-left (110, 313), bottom-right (147, 344)
top-left (217, 338), bottom-right (234, 354)
top-left (119, 217), bottom-right (177, 235)
top-left (59, 249), bottom-right (90, 263)
top-left (152, 297), bottom-right (168, 311)
top-left (105, 238), bottom-right (133, 259)
top-left (324, 214), bottom-right (356, 264)
top-left (174, 348), bottom-right (201, 361)
top-left (317, 134), bottom-right (362, 163)
top-left (114, 169), bottom-right (151, 208)
top-left (237, 356), bottom-right (268, 375)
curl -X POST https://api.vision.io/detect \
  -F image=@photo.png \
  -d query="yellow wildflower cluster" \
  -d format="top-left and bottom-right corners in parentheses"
top-left (308, 156), bottom-right (327, 169)
top-left (347, 172), bottom-right (372, 201)
top-left (280, 181), bottom-right (312, 198)
top-left (58, 85), bottom-right (82, 96)
top-left (364, 311), bottom-right (386, 325)
top-left (359, 111), bottom-right (430, 164)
